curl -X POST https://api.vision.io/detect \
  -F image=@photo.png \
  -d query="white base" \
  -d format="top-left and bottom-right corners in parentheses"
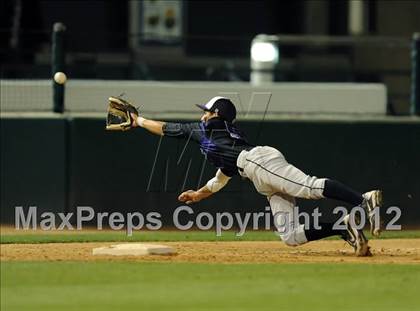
top-left (92, 243), bottom-right (175, 256)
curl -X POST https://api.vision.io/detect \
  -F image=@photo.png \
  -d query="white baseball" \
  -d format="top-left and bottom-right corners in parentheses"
top-left (54, 72), bottom-right (67, 84)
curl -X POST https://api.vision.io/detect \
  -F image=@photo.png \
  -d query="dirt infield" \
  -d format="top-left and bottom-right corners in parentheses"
top-left (2, 239), bottom-right (420, 264)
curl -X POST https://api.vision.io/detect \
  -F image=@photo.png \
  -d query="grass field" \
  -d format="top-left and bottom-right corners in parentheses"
top-left (2, 262), bottom-right (419, 311)
top-left (1, 229), bottom-right (420, 311)
top-left (2, 228), bottom-right (420, 244)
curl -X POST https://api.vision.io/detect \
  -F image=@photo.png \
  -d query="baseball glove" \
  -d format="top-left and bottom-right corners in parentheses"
top-left (106, 96), bottom-right (139, 131)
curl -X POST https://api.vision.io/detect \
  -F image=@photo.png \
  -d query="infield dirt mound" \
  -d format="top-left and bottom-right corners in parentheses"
top-left (1, 239), bottom-right (420, 264)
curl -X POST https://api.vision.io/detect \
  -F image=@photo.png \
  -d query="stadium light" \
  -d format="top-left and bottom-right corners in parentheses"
top-left (250, 35), bottom-right (279, 85)
top-left (251, 42), bottom-right (279, 63)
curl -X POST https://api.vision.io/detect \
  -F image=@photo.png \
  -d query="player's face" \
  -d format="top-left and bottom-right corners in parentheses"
top-left (201, 111), bottom-right (217, 122)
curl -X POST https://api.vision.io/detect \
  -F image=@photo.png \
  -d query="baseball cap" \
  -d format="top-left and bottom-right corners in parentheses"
top-left (196, 96), bottom-right (237, 122)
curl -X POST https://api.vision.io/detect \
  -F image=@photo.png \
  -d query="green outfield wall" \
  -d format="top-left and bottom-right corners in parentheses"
top-left (1, 117), bottom-right (419, 228)
top-left (1, 117), bottom-right (67, 224)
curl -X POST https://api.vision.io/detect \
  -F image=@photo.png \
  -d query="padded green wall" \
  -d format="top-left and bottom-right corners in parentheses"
top-left (2, 117), bottom-right (419, 227)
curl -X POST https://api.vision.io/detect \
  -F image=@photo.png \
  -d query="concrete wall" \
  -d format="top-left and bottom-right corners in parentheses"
top-left (1, 80), bottom-right (387, 115)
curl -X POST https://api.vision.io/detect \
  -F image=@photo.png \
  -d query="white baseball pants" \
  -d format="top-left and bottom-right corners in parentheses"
top-left (237, 146), bottom-right (327, 246)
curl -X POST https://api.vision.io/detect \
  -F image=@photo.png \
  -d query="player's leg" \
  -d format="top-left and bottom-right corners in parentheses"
top-left (269, 193), bottom-right (307, 246)
top-left (272, 167), bottom-right (383, 236)
top-left (243, 146), bottom-right (382, 235)
top-left (324, 180), bottom-right (383, 236)
top-left (248, 147), bottom-right (355, 201)
top-left (270, 192), bottom-right (343, 245)
top-left (269, 193), bottom-right (370, 256)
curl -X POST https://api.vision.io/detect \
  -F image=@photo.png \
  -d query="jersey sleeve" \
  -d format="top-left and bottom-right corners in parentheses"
top-left (205, 169), bottom-right (232, 192)
top-left (220, 167), bottom-right (237, 177)
top-left (162, 122), bottom-right (203, 141)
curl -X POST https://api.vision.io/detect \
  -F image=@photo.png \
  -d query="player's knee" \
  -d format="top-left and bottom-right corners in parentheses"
top-left (278, 226), bottom-right (308, 246)
top-left (307, 177), bottom-right (327, 199)
top-left (279, 233), bottom-right (299, 247)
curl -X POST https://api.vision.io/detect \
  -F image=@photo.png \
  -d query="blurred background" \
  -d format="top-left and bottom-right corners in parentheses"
top-left (1, 0), bottom-right (419, 113)
top-left (1, 0), bottom-right (419, 227)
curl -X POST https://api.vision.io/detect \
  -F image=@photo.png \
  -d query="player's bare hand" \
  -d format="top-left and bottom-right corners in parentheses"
top-left (178, 190), bottom-right (200, 204)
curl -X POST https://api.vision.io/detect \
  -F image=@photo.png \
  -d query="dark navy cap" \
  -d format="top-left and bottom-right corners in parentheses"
top-left (196, 96), bottom-right (237, 122)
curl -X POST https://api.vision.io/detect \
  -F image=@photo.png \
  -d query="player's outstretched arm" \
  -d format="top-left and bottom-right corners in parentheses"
top-left (178, 169), bottom-right (231, 204)
top-left (131, 113), bottom-right (165, 136)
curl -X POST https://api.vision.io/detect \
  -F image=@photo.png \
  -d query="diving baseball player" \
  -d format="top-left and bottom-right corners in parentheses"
top-left (106, 96), bottom-right (383, 256)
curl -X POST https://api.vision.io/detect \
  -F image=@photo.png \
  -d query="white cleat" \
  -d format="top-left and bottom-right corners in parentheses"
top-left (342, 215), bottom-right (371, 257)
top-left (362, 190), bottom-right (383, 237)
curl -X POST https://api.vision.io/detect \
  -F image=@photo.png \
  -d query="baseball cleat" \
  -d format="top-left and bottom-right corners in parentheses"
top-left (342, 214), bottom-right (371, 257)
top-left (362, 190), bottom-right (383, 237)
